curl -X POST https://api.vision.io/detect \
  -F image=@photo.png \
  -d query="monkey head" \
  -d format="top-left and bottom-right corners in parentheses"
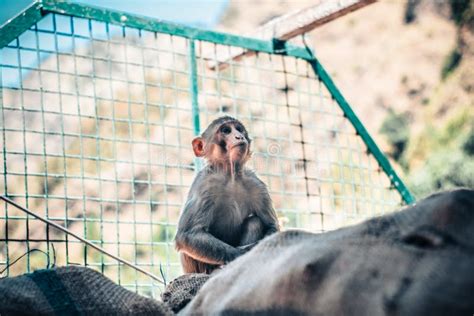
top-left (192, 116), bottom-right (251, 170)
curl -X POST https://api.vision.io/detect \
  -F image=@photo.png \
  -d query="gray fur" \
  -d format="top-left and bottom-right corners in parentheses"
top-left (175, 117), bottom-right (279, 274)
top-left (183, 188), bottom-right (474, 315)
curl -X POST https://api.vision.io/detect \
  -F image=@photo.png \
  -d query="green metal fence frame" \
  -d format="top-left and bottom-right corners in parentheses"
top-left (0, 1), bottom-right (414, 206)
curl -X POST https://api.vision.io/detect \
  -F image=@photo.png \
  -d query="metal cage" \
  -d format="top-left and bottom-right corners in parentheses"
top-left (0, 0), bottom-right (413, 297)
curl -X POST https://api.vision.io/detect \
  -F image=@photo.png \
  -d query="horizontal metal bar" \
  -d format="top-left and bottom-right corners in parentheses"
top-left (39, 0), bottom-right (313, 59)
top-left (2, 192), bottom-right (185, 205)
top-left (0, 239), bottom-right (173, 246)
top-left (1, 210), bottom-right (178, 221)
top-left (2, 241), bottom-right (174, 251)
top-left (0, 0), bottom-right (313, 61)
top-left (207, 0), bottom-right (377, 70)
top-left (258, 0), bottom-right (377, 42)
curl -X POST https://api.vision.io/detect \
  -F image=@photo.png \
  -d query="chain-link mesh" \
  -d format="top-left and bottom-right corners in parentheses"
top-left (195, 42), bottom-right (404, 231)
top-left (1, 11), bottom-right (406, 297)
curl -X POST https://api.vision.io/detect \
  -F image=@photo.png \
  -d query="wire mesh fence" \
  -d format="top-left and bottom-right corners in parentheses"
top-left (0, 4), bottom-right (412, 298)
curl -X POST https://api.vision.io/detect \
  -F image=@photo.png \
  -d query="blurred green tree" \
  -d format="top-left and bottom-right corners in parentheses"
top-left (379, 109), bottom-right (410, 165)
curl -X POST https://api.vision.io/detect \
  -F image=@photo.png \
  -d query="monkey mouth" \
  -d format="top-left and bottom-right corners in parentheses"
top-left (231, 142), bottom-right (247, 149)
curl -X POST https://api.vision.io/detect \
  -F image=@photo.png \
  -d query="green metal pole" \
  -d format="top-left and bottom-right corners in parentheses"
top-left (188, 39), bottom-right (202, 171)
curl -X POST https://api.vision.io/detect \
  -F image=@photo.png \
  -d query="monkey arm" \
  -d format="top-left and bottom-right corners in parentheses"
top-left (264, 213), bottom-right (279, 235)
top-left (264, 226), bottom-right (279, 237)
top-left (176, 229), bottom-right (243, 265)
top-left (175, 197), bottom-right (243, 265)
top-left (248, 174), bottom-right (280, 237)
top-left (258, 195), bottom-right (280, 237)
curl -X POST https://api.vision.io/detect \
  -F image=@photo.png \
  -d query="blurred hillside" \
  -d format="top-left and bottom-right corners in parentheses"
top-left (218, 0), bottom-right (474, 198)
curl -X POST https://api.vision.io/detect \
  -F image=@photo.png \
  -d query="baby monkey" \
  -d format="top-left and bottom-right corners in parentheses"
top-left (175, 116), bottom-right (279, 274)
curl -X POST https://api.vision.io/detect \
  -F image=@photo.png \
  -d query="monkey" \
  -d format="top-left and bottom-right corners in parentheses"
top-left (175, 116), bottom-right (280, 274)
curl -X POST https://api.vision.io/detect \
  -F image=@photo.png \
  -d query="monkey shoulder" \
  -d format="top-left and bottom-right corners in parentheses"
top-left (240, 169), bottom-right (272, 211)
top-left (241, 169), bottom-right (270, 194)
top-left (193, 168), bottom-right (229, 193)
top-left (186, 169), bottom-right (235, 211)
top-left (181, 169), bottom-right (220, 210)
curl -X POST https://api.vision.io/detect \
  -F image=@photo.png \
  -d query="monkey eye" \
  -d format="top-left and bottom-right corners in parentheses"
top-left (235, 125), bottom-right (244, 133)
top-left (220, 125), bottom-right (231, 134)
top-left (401, 228), bottom-right (450, 250)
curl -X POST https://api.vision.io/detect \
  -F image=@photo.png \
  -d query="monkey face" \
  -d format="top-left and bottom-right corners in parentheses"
top-left (217, 122), bottom-right (249, 162)
top-left (192, 118), bottom-right (251, 168)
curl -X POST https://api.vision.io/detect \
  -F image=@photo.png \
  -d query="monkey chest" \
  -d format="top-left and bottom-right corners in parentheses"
top-left (209, 183), bottom-right (258, 244)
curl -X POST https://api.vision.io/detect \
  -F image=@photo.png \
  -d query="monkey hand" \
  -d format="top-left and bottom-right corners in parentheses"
top-left (237, 242), bottom-right (258, 253)
top-left (223, 247), bottom-right (248, 264)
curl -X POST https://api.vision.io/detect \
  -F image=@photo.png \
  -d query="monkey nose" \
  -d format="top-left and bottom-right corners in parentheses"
top-left (235, 134), bottom-right (244, 140)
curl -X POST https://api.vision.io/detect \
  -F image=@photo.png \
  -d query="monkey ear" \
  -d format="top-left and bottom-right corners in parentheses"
top-left (192, 137), bottom-right (205, 157)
